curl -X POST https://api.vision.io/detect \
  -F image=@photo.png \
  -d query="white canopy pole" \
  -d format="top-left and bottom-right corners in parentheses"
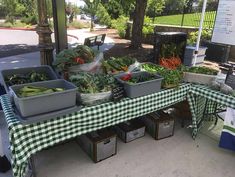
top-left (193, 0), bottom-right (208, 66)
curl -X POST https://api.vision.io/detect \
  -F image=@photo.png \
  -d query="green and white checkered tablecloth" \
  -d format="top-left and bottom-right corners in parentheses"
top-left (0, 84), bottom-right (191, 177)
top-left (187, 84), bottom-right (235, 138)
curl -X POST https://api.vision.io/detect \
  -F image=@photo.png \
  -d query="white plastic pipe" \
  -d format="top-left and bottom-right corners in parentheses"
top-left (193, 0), bottom-right (208, 66)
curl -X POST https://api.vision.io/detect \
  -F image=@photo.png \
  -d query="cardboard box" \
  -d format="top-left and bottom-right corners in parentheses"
top-left (77, 129), bottom-right (117, 163)
top-left (114, 119), bottom-right (145, 143)
top-left (142, 111), bottom-right (174, 140)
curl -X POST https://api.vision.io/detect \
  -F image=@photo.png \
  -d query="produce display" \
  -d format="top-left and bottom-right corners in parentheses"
top-left (102, 57), bottom-right (136, 74)
top-left (17, 86), bottom-right (64, 98)
top-left (120, 73), bottom-right (157, 84)
top-left (184, 66), bottom-right (218, 75)
top-left (160, 69), bottom-right (183, 88)
top-left (141, 63), bottom-right (183, 88)
top-left (5, 71), bottom-right (49, 86)
top-left (53, 45), bottom-right (96, 71)
top-left (141, 63), bottom-right (165, 73)
top-left (159, 43), bottom-right (184, 69)
top-left (69, 72), bottom-right (116, 93)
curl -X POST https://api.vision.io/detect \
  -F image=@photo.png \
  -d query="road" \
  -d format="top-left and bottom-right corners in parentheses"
top-left (0, 29), bottom-right (41, 58)
top-left (0, 28), bottom-right (114, 58)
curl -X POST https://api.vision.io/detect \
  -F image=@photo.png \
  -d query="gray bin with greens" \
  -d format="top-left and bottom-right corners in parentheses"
top-left (1, 65), bottom-right (58, 92)
top-left (115, 71), bottom-right (163, 98)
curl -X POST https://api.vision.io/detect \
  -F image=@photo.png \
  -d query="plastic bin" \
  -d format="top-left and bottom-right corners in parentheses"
top-left (1, 65), bottom-right (58, 92)
top-left (10, 79), bottom-right (77, 117)
top-left (115, 71), bottom-right (163, 98)
top-left (183, 72), bottom-right (217, 85)
top-left (184, 55), bottom-right (206, 67)
top-left (184, 46), bottom-right (207, 57)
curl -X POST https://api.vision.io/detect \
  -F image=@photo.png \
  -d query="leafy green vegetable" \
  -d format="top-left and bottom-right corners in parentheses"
top-left (53, 45), bottom-right (96, 71)
top-left (5, 71), bottom-right (49, 86)
top-left (185, 66), bottom-right (218, 75)
top-left (69, 72), bottom-right (116, 94)
top-left (126, 74), bottom-right (157, 84)
top-left (103, 57), bottom-right (136, 74)
top-left (141, 63), bottom-right (183, 88)
top-left (141, 63), bottom-right (165, 74)
top-left (160, 69), bottom-right (183, 88)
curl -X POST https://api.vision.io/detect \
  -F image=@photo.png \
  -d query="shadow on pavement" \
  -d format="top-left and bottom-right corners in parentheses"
top-left (0, 44), bottom-right (40, 58)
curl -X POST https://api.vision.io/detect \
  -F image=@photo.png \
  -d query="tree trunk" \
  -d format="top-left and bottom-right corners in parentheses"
top-left (130, 0), bottom-right (147, 49)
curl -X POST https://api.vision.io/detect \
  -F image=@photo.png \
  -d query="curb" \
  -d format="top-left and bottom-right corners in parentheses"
top-left (0, 27), bottom-right (36, 31)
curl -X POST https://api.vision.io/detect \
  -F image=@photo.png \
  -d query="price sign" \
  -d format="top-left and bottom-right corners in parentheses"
top-left (112, 85), bottom-right (125, 102)
top-left (212, 0), bottom-right (235, 45)
top-left (225, 73), bottom-right (235, 89)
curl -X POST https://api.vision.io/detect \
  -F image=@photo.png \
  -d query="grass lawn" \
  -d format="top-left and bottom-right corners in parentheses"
top-left (154, 11), bottom-right (216, 28)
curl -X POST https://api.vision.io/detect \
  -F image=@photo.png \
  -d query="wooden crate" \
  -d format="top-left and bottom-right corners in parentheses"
top-left (142, 111), bottom-right (175, 140)
top-left (114, 119), bottom-right (145, 143)
top-left (77, 128), bottom-right (117, 163)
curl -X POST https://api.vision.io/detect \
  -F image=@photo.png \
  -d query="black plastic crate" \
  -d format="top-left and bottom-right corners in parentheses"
top-left (152, 32), bottom-right (187, 64)
top-left (202, 41), bottom-right (231, 63)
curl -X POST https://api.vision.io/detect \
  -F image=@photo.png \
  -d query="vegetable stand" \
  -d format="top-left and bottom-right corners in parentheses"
top-left (0, 84), bottom-right (190, 177)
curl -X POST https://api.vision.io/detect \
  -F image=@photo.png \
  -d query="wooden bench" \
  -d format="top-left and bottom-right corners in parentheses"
top-left (84, 34), bottom-right (106, 50)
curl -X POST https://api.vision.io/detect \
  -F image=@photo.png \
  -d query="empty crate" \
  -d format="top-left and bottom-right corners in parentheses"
top-left (77, 128), bottom-right (117, 163)
top-left (142, 111), bottom-right (175, 140)
top-left (114, 119), bottom-right (145, 143)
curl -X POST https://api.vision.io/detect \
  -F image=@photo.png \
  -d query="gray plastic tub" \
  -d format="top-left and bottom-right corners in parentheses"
top-left (9, 79), bottom-right (77, 117)
top-left (184, 46), bottom-right (207, 57)
top-left (1, 65), bottom-right (58, 92)
top-left (115, 71), bottom-right (163, 98)
top-left (184, 55), bottom-right (206, 66)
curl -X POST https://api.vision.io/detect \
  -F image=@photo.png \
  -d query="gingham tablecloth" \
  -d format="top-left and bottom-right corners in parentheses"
top-left (0, 84), bottom-right (191, 177)
top-left (187, 84), bottom-right (235, 138)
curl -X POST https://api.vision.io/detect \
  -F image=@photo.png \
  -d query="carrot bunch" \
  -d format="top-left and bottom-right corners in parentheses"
top-left (160, 57), bottom-right (182, 70)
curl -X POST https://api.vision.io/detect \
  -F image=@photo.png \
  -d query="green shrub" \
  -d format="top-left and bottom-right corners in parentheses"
top-left (142, 16), bottom-right (154, 36)
top-left (0, 21), bottom-right (30, 28)
top-left (21, 15), bottom-right (37, 25)
top-left (188, 29), bottom-right (212, 45)
top-left (0, 22), bottom-right (13, 28)
top-left (111, 16), bottom-right (128, 38)
top-left (68, 21), bottom-right (90, 29)
top-left (96, 3), bottom-right (112, 27)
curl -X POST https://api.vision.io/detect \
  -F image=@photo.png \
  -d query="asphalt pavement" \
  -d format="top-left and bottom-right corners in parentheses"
top-left (0, 28), bottom-right (114, 58)
top-left (0, 29), bottom-right (40, 58)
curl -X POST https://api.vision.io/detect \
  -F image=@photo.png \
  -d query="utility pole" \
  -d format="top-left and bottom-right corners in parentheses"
top-left (36, 0), bottom-right (54, 66)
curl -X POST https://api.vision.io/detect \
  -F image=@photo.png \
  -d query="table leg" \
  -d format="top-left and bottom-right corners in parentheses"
top-left (29, 155), bottom-right (36, 177)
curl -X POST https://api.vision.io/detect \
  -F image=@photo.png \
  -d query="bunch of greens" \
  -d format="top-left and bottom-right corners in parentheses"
top-left (185, 66), bottom-right (218, 75)
top-left (69, 72), bottom-right (116, 94)
top-left (5, 71), bottom-right (49, 86)
top-left (141, 63), bottom-right (165, 74)
top-left (160, 42), bottom-right (185, 59)
top-left (102, 56), bottom-right (136, 74)
top-left (159, 69), bottom-right (183, 88)
top-left (53, 45), bottom-right (96, 71)
top-left (124, 74), bottom-right (157, 84)
top-left (141, 63), bottom-right (183, 88)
